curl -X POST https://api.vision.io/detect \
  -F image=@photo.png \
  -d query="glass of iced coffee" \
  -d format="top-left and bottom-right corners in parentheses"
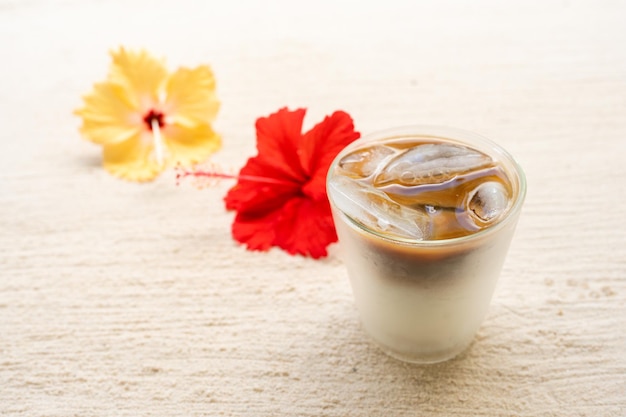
top-left (327, 126), bottom-right (526, 364)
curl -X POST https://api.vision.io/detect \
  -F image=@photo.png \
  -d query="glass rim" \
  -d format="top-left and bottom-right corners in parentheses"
top-left (326, 124), bottom-right (527, 247)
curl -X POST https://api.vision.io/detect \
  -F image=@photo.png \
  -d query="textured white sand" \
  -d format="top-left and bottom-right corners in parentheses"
top-left (1, 0), bottom-right (625, 415)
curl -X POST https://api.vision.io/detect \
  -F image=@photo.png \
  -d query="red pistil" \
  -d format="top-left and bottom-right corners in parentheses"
top-left (176, 166), bottom-right (295, 187)
top-left (143, 109), bottom-right (165, 130)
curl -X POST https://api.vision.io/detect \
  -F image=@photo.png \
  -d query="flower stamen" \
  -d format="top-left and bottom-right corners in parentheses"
top-left (143, 109), bottom-right (165, 130)
top-left (142, 109), bottom-right (166, 166)
top-left (150, 118), bottom-right (165, 166)
top-left (176, 165), bottom-right (295, 187)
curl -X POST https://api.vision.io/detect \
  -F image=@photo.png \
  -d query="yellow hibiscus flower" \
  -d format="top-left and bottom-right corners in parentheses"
top-left (75, 47), bottom-right (221, 181)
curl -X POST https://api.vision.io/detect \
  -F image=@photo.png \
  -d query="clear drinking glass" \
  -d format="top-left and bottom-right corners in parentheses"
top-left (327, 126), bottom-right (527, 364)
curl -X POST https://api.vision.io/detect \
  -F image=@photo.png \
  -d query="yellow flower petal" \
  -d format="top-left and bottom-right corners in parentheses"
top-left (163, 123), bottom-right (221, 167)
top-left (165, 66), bottom-right (220, 128)
top-left (102, 133), bottom-right (164, 182)
top-left (108, 47), bottom-right (168, 110)
top-left (76, 47), bottom-right (222, 182)
top-left (75, 82), bottom-right (141, 145)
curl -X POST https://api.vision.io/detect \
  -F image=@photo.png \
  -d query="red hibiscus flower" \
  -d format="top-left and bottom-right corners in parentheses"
top-left (224, 108), bottom-right (360, 258)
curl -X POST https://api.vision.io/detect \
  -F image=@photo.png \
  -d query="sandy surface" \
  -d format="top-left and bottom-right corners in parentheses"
top-left (1, 1), bottom-right (625, 415)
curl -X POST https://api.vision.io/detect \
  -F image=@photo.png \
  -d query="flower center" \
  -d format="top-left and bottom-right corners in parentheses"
top-left (143, 109), bottom-right (165, 130)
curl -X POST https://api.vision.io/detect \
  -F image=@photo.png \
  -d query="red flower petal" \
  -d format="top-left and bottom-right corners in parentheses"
top-left (231, 210), bottom-right (280, 252)
top-left (232, 196), bottom-right (337, 259)
top-left (272, 197), bottom-right (338, 259)
top-left (300, 111), bottom-right (360, 201)
top-left (225, 107), bottom-right (360, 258)
top-left (254, 107), bottom-right (308, 183)
top-left (224, 156), bottom-right (300, 213)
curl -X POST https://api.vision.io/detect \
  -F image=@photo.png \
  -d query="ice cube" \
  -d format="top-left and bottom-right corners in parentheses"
top-left (375, 143), bottom-right (492, 186)
top-left (328, 176), bottom-right (429, 240)
top-left (467, 181), bottom-right (509, 222)
top-left (337, 145), bottom-right (397, 179)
